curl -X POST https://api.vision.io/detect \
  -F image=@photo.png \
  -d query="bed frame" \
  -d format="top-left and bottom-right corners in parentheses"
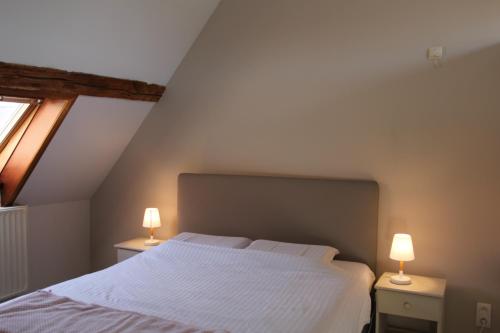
top-left (178, 173), bottom-right (379, 333)
top-left (178, 173), bottom-right (379, 270)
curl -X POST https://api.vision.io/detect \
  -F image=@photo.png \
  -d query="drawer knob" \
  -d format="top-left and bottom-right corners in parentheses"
top-left (403, 302), bottom-right (412, 310)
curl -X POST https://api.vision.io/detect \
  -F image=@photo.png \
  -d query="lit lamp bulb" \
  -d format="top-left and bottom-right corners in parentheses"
top-left (389, 233), bottom-right (415, 285)
top-left (143, 208), bottom-right (161, 246)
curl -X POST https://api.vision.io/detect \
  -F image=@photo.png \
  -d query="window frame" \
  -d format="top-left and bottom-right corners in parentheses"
top-left (0, 96), bottom-right (41, 152)
top-left (0, 95), bottom-right (76, 206)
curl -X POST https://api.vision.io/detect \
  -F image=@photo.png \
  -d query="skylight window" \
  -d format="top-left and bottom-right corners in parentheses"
top-left (0, 98), bottom-right (32, 146)
top-left (0, 95), bottom-right (72, 207)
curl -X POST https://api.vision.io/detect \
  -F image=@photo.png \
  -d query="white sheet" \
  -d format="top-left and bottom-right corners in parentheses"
top-left (47, 240), bottom-right (373, 333)
top-left (331, 260), bottom-right (375, 331)
top-left (332, 260), bottom-right (375, 294)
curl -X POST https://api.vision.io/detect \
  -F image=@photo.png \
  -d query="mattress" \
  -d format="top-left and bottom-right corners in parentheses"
top-left (45, 240), bottom-right (373, 333)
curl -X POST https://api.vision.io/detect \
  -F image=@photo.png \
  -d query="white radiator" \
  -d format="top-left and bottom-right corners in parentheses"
top-left (0, 206), bottom-right (28, 300)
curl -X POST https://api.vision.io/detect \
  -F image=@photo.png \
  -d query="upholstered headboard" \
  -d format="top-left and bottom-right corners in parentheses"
top-left (178, 173), bottom-right (379, 270)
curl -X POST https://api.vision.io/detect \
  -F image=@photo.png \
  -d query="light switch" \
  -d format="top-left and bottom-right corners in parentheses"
top-left (427, 46), bottom-right (444, 60)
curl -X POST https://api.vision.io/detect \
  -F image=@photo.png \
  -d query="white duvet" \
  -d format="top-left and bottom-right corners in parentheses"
top-left (47, 240), bottom-right (373, 333)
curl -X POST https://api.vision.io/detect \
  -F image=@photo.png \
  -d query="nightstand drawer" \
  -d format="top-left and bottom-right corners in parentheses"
top-left (377, 290), bottom-right (443, 321)
top-left (117, 248), bottom-right (140, 262)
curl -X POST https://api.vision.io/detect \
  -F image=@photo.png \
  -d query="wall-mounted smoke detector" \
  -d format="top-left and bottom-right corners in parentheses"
top-left (427, 46), bottom-right (444, 67)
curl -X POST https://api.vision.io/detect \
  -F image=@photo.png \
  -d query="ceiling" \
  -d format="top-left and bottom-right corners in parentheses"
top-left (17, 96), bottom-right (153, 205)
top-left (3, 1), bottom-right (220, 205)
top-left (0, 0), bottom-right (220, 84)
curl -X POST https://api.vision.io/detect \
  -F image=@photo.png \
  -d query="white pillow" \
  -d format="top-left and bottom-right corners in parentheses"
top-left (172, 232), bottom-right (252, 248)
top-left (246, 239), bottom-right (339, 263)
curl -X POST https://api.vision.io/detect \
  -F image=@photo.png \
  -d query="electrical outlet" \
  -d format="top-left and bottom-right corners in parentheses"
top-left (476, 302), bottom-right (491, 328)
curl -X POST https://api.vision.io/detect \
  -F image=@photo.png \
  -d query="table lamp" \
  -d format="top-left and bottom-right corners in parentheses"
top-left (143, 208), bottom-right (161, 246)
top-left (389, 233), bottom-right (415, 285)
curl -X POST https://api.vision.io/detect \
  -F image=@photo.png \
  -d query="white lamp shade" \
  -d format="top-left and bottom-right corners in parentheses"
top-left (142, 208), bottom-right (161, 228)
top-left (389, 233), bottom-right (415, 261)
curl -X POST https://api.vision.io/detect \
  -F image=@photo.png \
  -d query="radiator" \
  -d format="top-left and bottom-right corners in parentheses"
top-left (0, 206), bottom-right (28, 300)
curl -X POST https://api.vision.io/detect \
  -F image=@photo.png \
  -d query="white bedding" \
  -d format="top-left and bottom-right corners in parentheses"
top-left (47, 240), bottom-right (373, 333)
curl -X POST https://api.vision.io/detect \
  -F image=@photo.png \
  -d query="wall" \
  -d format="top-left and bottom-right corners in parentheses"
top-left (91, 1), bottom-right (500, 332)
top-left (28, 200), bottom-right (89, 291)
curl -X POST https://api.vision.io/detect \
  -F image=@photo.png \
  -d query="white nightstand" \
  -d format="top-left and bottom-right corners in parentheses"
top-left (114, 238), bottom-right (166, 263)
top-left (375, 272), bottom-right (446, 333)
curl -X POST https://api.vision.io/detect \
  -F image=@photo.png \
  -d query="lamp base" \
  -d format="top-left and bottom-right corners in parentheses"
top-left (390, 272), bottom-right (412, 285)
top-left (144, 238), bottom-right (160, 246)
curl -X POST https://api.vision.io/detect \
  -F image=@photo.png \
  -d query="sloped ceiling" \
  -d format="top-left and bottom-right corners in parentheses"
top-left (2, 0), bottom-right (220, 205)
top-left (17, 96), bottom-right (153, 205)
top-left (0, 0), bottom-right (220, 84)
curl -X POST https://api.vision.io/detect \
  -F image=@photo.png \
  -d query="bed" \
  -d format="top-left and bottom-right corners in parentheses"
top-left (0, 173), bottom-right (379, 333)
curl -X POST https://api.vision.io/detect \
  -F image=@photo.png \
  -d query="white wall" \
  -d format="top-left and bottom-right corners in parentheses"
top-left (28, 200), bottom-right (89, 291)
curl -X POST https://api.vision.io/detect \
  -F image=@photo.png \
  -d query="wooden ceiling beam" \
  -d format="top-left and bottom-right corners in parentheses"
top-left (0, 62), bottom-right (166, 102)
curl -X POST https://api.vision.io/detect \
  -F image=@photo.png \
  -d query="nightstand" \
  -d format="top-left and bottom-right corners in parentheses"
top-left (375, 272), bottom-right (446, 333)
top-left (114, 238), bottom-right (166, 263)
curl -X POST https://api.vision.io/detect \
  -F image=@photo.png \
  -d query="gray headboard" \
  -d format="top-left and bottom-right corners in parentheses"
top-left (178, 173), bottom-right (379, 270)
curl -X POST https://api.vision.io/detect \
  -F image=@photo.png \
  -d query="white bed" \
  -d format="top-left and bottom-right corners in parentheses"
top-left (44, 240), bottom-right (374, 333)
